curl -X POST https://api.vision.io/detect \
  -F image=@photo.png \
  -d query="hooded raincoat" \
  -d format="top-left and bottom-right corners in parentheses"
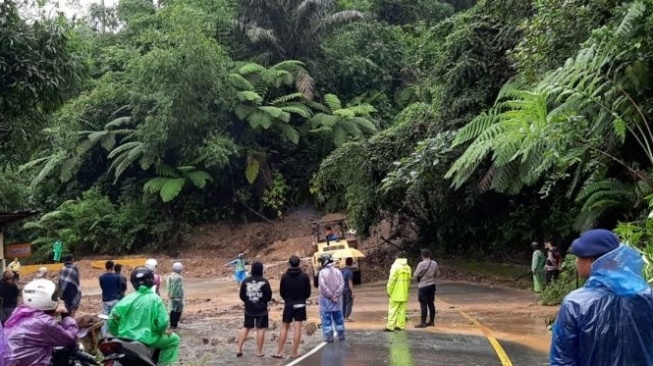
top-left (108, 286), bottom-right (180, 365)
top-left (386, 258), bottom-right (412, 330)
top-left (3, 305), bottom-right (78, 366)
top-left (550, 245), bottom-right (653, 366)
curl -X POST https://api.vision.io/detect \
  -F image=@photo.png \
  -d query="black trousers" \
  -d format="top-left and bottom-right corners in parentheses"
top-left (418, 284), bottom-right (436, 324)
top-left (170, 311), bottom-right (182, 328)
top-left (546, 270), bottom-right (560, 284)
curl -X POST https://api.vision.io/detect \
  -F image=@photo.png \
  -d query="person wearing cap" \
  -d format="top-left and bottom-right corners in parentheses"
top-left (272, 256), bottom-right (311, 359)
top-left (236, 261), bottom-right (272, 358)
top-left (225, 253), bottom-right (248, 290)
top-left (166, 262), bottom-right (185, 329)
top-left (0, 270), bottom-right (19, 324)
top-left (318, 253), bottom-right (346, 342)
top-left (530, 242), bottom-right (546, 293)
top-left (550, 229), bottom-right (653, 366)
top-left (35, 267), bottom-right (48, 279)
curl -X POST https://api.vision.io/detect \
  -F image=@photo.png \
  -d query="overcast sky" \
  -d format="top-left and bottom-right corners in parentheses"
top-left (50, 0), bottom-right (119, 18)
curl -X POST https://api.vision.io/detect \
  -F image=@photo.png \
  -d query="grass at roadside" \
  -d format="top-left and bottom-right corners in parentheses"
top-left (439, 259), bottom-right (533, 290)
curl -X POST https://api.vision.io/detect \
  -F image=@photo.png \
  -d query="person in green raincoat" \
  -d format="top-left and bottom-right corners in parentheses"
top-left (109, 267), bottom-right (180, 365)
top-left (53, 240), bottom-right (63, 263)
top-left (531, 241), bottom-right (546, 293)
top-left (166, 262), bottom-right (185, 329)
top-left (385, 252), bottom-right (412, 332)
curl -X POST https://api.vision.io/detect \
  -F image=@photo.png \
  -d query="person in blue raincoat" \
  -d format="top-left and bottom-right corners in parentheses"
top-left (550, 229), bottom-right (653, 366)
top-left (225, 253), bottom-right (248, 289)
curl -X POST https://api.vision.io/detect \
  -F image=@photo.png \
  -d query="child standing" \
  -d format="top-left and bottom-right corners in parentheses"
top-left (166, 262), bottom-right (185, 329)
top-left (531, 242), bottom-right (546, 293)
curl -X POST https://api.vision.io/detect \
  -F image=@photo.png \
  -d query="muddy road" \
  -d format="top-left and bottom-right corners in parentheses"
top-left (86, 278), bottom-right (552, 365)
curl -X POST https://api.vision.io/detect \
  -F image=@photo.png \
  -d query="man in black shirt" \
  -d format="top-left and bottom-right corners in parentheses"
top-left (272, 256), bottom-right (311, 359)
top-left (114, 263), bottom-right (128, 299)
top-left (236, 262), bottom-right (272, 358)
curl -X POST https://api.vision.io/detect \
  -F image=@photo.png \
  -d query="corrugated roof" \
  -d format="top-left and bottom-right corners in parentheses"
top-left (0, 211), bottom-right (39, 226)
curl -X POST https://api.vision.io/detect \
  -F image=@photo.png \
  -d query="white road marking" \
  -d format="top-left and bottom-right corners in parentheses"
top-left (285, 341), bottom-right (327, 366)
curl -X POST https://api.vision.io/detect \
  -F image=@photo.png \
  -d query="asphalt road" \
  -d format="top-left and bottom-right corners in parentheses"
top-left (283, 280), bottom-right (551, 366)
top-left (291, 330), bottom-right (548, 366)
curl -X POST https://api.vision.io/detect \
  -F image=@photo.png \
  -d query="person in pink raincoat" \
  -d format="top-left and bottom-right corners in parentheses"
top-left (3, 279), bottom-right (78, 366)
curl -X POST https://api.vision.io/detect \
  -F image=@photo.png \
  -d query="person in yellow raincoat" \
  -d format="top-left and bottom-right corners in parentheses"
top-left (109, 267), bottom-right (180, 365)
top-left (385, 252), bottom-right (412, 332)
top-left (531, 242), bottom-right (546, 293)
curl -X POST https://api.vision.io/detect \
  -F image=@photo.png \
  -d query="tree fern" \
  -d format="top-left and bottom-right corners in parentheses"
top-left (160, 178), bottom-right (186, 202)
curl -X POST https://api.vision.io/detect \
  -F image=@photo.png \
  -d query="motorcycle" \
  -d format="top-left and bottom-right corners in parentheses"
top-left (51, 327), bottom-right (99, 366)
top-left (98, 337), bottom-right (160, 366)
top-left (51, 345), bottom-right (98, 366)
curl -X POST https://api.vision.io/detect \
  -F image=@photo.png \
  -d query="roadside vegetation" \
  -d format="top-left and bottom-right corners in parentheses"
top-left (4, 0), bottom-right (653, 304)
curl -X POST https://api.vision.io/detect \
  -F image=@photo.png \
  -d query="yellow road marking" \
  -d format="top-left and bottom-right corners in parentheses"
top-left (459, 311), bottom-right (514, 366)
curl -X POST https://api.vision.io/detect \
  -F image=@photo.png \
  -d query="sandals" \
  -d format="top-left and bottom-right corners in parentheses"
top-left (271, 354), bottom-right (284, 359)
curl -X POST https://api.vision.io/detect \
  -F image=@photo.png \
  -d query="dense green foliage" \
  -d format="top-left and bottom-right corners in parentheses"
top-left (3, 0), bottom-right (653, 267)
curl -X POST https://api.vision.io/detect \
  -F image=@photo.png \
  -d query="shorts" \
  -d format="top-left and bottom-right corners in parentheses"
top-left (244, 315), bottom-right (269, 329)
top-left (282, 303), bottom-right (307, 323)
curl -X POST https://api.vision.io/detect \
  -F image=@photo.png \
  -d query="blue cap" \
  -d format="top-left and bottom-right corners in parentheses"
top-left (570, 229), bottom-right (619, 258)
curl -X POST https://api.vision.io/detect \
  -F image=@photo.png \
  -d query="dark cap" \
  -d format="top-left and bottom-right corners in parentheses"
top-left (289, 256), bottom-right (300, 268)
top-left (251, 261), bottom-right (264, 276)
top-left (570, 229), bottom-right (619, 258)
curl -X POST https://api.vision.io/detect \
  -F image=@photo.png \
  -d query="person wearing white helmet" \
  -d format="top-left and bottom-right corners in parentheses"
top-left (35, 267), bottom-right (48, 279)
top-left (3, 279), bottom-right (79, 366)
top-left (166, 262), bottom-right (185, 329)
top-left (144, 258), bottom-right (161, 296)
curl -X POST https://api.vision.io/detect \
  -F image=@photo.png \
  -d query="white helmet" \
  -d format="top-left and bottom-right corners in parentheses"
top-left (35, 267), bottom-right (48, 278)
top-left (144, 258), bottom-right (158, 271)
top-left (172, 262), bottom-right (183, 272)
top-left (23, 279), bottom-right (58, 311)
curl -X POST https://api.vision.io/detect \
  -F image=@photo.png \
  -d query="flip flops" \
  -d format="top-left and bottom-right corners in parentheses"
top-left (271, 354), bottom-right (283, 359)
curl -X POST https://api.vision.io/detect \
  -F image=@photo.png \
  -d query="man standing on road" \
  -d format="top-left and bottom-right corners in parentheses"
top-left (531, 242), bottom-right (546, 293)
top-left (166, 262), bottom-right (185, 329)
top-left (99, 260), bottom-right (122, 335)
top-left (413, 249), bottom-right (438, 328)
top-left (144, 258), bottom-right (161, 296)
top-left (545, 240), bottom-right (561, 284)
top-left (551, 229), bottom-right (653, 366)
top-left (236, 261), bottom-right (272, 358)
top-left (385, 251), bottom-right (411, 332)
top-left (318, 254), bottom-right (345, 342)
top-left (58, 254), bottom-right (81, 317)
top-left (114, 263), bottom-right (128, 299)
top-left (340, 257), bottom-right (355, 322)
top-left (53, 240), bottom-right (63, 263)
top-left (273, 255), bottom-right (311, 359)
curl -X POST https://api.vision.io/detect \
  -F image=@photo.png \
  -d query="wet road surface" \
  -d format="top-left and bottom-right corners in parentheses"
top-left (296, 330), bottom-right (548, 366)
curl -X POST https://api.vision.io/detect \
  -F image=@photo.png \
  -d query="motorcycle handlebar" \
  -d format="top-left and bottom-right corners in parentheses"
top-left (75, 349), bottom-right (99, 365)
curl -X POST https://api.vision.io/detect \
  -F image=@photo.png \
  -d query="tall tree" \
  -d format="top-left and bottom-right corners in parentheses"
top-left (236, 0), bottom-right (365, 62)
top-left (0, 0), bottom-right (85, 167)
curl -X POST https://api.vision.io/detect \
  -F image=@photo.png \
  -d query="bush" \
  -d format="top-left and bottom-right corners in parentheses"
top-left (539, 254), bottom-right (585, 305)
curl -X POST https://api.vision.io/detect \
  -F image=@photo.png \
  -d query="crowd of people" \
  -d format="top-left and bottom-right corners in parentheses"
top-left (0, 255), bottom-right (184, 366)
